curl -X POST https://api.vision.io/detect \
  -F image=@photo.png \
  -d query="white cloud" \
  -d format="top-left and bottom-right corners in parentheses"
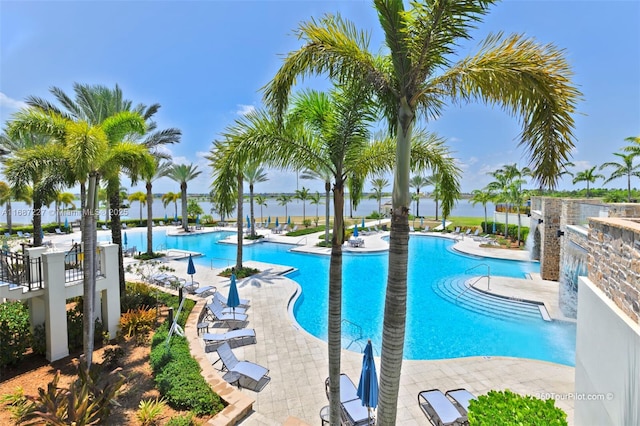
top-left (236, 104), bottom-right (256, 116)
top-left (0, 92), bottom-right (27, 110)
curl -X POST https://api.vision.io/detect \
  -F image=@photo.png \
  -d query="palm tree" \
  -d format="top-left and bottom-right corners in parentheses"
top-left (409, 175), bottom-right (429, 217)
top-left (573, 166), bottom-right (604, 198)
top-left (600, 152), bottom-right (640, 202)
top-left (295, 186), bottom-right (310, 223)
top-left (301, 168), bottom-right (332, 243)
top-left (263, 1), bottom-right (580, 420)
top-left (8, 105), bottom-right (150, 368)
top-left (623, 136), bottom-right (640, 156)
top-left (142, 161), bottom-right (172, 255)
top-left (53, 191), bottom-right (77, 227)
top-left (309, 191), bottom-right (322, 226)
top-left (208, 83), bottom-right (459, 424)
top-left (243, 163), bottom-right (268, 236)
top-left (127, 191), bottom-right (147, 224)
top-left (470, 188), bottom-right (494, 234)
top-left (369, 177), bottom-right (389, 223)
top-left (425, 174), bottom-right (441, 220)
top-left (169, 163), bottom-right (201, 232)
top-left (255, 194), bottom-right (267, 224)
top-left (0, 181), bottom-right (13, 232)
top-left (276, 194), bottom-right (293, 223)
top-left (162, 191), bottom-right (180, 219)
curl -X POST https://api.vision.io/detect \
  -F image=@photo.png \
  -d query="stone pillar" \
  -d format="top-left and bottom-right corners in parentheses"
top-left (539, 197), bottom-right (562, 281)
top-left (41, 251), bottom-right (69, 362)
top-left (99, 244), bottom-right (121, 340)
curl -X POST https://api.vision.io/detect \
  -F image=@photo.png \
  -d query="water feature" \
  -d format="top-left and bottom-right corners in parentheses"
top-left (559, 239), bottom-right (588, 318)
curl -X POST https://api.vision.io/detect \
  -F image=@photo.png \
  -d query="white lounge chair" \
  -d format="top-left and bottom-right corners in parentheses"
top-left (418, 389), bottom-right (468, 426)
top-left (216, 290), bottom-right (250, 308)
top-left (325, 373), bottom-right (373, 425)
top-left (213, 342), bottom-right (269, 391)
top-left (205, 301), bottom-right (248, 329)
top-left (55, 228), bottom-right (63, 235)
top-left (202, 329), bottom-right (256, 350)
top-left (213, 291), bottom-right (249, 312)
top-left (207, 296), bottom-right (248, 316)
top-left (445, 388), bottom-right (476, 415)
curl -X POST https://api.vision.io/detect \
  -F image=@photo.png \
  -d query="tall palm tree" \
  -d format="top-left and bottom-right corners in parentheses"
top-left (127, 191), bottom-right (147, 224)
top-left (301, 168), bottom-right (332, 243)
top-left (243, 163), bottom-right (268, 237)
top-left (294, 186), bottom-right (310, 223)
top-left (409, 175), bottom-right (429, 217)
top-left (276, 194), bottom-right (293, 223)
top-left (169, 163), bottom-right (201, 232)
top-left (487, 168), bottom-right (512, 239)
top-left (52, 191), bottom-right (76, 227)
top-left (470, 188), bottom-right (494, 234)
top-left (263, 1), bottom-right (580, 421)
top-left (309, 191), bottom-right (322, 226)
top-left (573, 166), bottom-right (604, 198)
top-left (142, 160), bottom-right (172, 255)
top-left (8, 106), bottom-right (150, 368)
top-left (600, 152), bottom-right (640, 202)
top-left (162, 191), bottom-right (180, 219)
top-left (0, 182), bottom-right (13, 231)
top-left (369, 177), bottom-right (389, 222)
top-left (208, 83), bottom-right (459, 424)
top-left (255, 194), bottom-right (267, 224)
top-left (425, 174), bottom-right (441, 220)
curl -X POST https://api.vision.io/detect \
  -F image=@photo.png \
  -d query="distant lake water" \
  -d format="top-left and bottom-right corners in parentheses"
top-left (4, 197), bottom-right (493, 225)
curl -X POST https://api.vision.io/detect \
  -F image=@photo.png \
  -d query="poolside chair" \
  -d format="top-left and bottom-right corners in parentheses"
top-left (471, 228), bottom-right (480, 238)
top-left (122, 223), bottom-right (128, 229)
top-left (55, 228), bottom-right (63, 235)
top-left (204, 301), bottom-right (248, 329)
top-left (123, 246), bottom-right (137, 257)
top-left (207, 295), bottom-right (248, 316)
top-left (464, 228), bottom-right (472, 236)
top-left (202, 328), bottom-right (256, 351)
top-left (325, 373), bottom-right (374, 425)
top-left (453, 226), bottom-right (461, 235)
top-left (445, 388), bottom-right (476, 416)
top-left (410, 225), bottom-right (415, 232)
top-left (16, 231), bottom-right (25, 238)
top-left (213, 342), bottom-right (269, 391)
top-left (193, 285), bottom-right (215, 297)
top-left (101, 224), bottom-right (109, 231)
top-left (159, 221), bottom-right (165, 226)
top-left (421, 226), bottom-right (431, 233)
top-left (418, 389), bottom-right (467, 426)
top-left (216, 289), bottom-right (250, 308)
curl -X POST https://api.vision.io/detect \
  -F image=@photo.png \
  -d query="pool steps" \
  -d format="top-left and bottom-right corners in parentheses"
top-left (433, 276), bottom-right (547, 322)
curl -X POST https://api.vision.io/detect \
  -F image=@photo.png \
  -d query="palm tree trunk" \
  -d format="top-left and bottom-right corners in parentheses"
top-left (146, 182), bottom-right (154, 255)
top-left (379, 102), bottom-right (413, 424)
top-left (56, 200), bottom-right (61, 227)
top-left (108, 181), bottom-right (125, 297)
top-left (181, 183), bottom-right (188, 232)
top-left (83, 172), bottom-right (98, 368)
top-left (628, 174), bottom-right (632, 202)
top-left (416, 190), bottom-right (420, 217)
top-left (484, 205), bottom-right (488, 234)
top-left (249, 184), bottom-right (255, 237)
top-left (6, 200), bottom-right (12, 233)
top-left (324, 181), bottom-right (330, 244)
top-left (328, 179), bottom-right (345, 425)
top-left (33, 197), bottom-right (43, 247)
top-left (236, 173), bottom-right (243, 270)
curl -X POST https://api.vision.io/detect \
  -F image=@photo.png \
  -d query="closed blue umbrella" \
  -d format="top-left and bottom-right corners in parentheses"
top-left (353, 224), bottom-right (358, 237)
top-left (227, 268), bottom-right (240, 320)
top-left (196, 215), bottom-right (200, 225)
top-left (174, 212), bottom-right (178, 223)
top-left (268, 216), bottom-right (271, 226)
top-left (41, 229), bottom-right (44, 240)
top-left (287, 216), bottom-right (291, 225)
top-left (64, 217), bottom-right (69, 231)
top-left (275, 217), bottom-right (279, 227)
top-left (187, 254), bottom-right (196, 285)
top-left (357, 340), bottom-right (378, 423)
top-left (420, 217), bottom-right (424, 227)
top-left (361, 217), bottom-right (365, 228)
top-left (123, 232), bottom-right (128, 248)
top-left (247, 217), bottom-right (251, 229)
top-left (442, 218), bottom-right (446, 230)
top-left (165, 213), bottom-right (168, 222)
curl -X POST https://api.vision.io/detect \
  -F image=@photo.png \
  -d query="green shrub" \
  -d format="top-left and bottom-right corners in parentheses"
top-left (468, 389), bottom-right (567, 426)
top-left (137, 398), bottom-right (167, 426)
top-left (0, 301), bottom-right (32, 367)
top-left (150, 326), bottom-right (224, 416)
top-left (66, 303), bottom-right (104, 351)
top-left (121, 281), bottom-right (159, 312)
top-left (166, 412), bottom-right (198, 426)
top-left (31, 323), bottom-right (47, 355)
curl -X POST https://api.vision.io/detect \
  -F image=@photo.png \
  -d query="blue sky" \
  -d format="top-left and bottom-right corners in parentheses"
top-left (1, 0), bottom-right (639, 196)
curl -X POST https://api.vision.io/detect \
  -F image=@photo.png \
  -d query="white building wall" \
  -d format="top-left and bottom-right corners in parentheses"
top-left (575, 277), bottom-right (640, 426)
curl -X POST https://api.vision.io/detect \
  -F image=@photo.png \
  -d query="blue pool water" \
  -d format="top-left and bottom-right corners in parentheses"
top-left (117, 230), bottom-right (576, 365)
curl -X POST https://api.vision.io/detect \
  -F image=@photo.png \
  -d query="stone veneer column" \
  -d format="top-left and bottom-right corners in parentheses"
top-left (539, 197), bottom-right (562, 281)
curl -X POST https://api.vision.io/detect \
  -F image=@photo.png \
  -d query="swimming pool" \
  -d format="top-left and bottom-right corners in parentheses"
top-left (118, 230), bottom-right (576, 365)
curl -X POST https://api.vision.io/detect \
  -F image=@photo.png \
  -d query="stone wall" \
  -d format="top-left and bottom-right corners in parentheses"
top-left (587, 217), bottom-right (640, 324)
top-left (539, 197), bottom-right (562, 280)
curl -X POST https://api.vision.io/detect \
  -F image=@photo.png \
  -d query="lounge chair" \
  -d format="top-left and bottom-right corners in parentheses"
top-left (213, 342), bottom-right (269, 390)
top-left (202, 328), bottom-right (256, 350)
top-left (101, 225), bottom-right (109, 231)
top-left (16, 231), bottom-right (25, 238)
top-left (204, 301), bottom-right (248, 329)
top-left (213, 291), bottom-right (249, 312)
top-left (421, 226), bottom-right (431, 233)
top-left (159, 221), bottom-right (165, 226)
top-left (471, 229), bottom-right (480, 238)
top-left (464, 228), bottom-right (472, 236)
top-left (418, 389), bottom-right (467, 426)
top-left (325, 373), bottom-right (374, 425)
top-left (55, 228), bottom-right (63, 235)
top-left (122, 223), bottom-right (128, 229)
top-left (216, 290), bottom-right (250, 308)
top-left (453, 226), bottom-right (461, 234)
top-left (207, 296), bottom-right (248, 316)
top-left (409, 225), bottom-right (415, 232)
top-left (445, 388), bottom-right (476, 415)
top-left (123, 246), bottom-right (137, 257)
top-left (193, 285), bottom-right (215, 297)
